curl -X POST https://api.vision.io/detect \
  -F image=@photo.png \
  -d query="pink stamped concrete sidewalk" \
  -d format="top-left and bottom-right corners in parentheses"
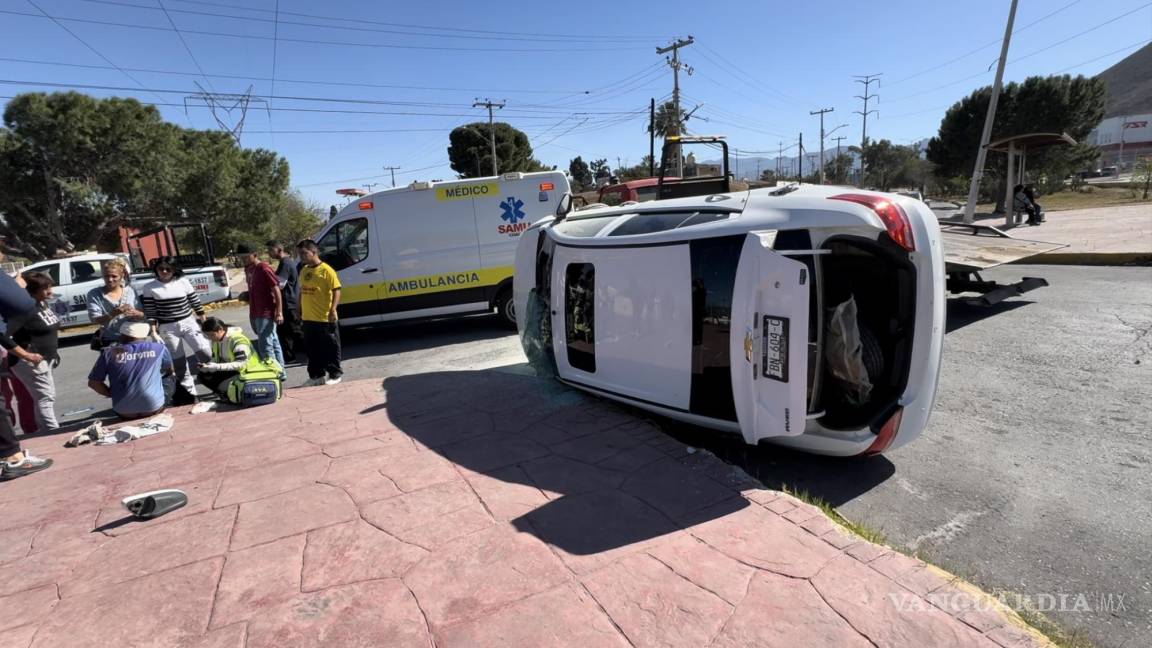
top-left (0, 369), bottom-right (1051, 647)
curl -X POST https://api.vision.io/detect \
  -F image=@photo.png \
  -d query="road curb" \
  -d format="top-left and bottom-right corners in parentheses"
top-left (1015, 251), bottom-right (1152, 266)
top-left (203, 298), bottom-right (243, 312)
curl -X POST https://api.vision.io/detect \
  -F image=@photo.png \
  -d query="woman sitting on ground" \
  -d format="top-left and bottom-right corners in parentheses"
top-left (197, 317), bottom-right (253, 395)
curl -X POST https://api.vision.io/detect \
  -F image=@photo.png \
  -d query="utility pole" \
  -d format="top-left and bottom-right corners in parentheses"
top-left (657, 36), bottom-right (694, 178)
top-left (853, 73), bottom-right (881, 187)
top-left (777, 141), bottom-right (783, 178)
top-left (733, 148), bottom-right (739, 180)
top-left (810, 107), bottom-right (834, 184)
top-left (798, 132), bottom-right (804, 183)
top-left (962, 0), bottom-right (1018, 223)
top-left (831, 135), bottom-right (847, 182)
top-left (382, 165), bottom-right (401, 187)
top-left (362, 182), bottom-right (379, 194)
top-left (472, 99), bottom-right (505, 176)
top-left (649, 98), bottom-right (656, 177)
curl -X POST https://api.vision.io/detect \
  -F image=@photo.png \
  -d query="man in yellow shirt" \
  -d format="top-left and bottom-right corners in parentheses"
top-left (295, 239), bottom-right (343, 386)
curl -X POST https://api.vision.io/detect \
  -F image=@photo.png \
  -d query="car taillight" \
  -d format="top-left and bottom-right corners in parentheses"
top-left (828, 193), bottom-right (915, 251)
top-left (213, 270), bottom-right (227, 287)
top-left (865, 407), bottom-right (903, 455)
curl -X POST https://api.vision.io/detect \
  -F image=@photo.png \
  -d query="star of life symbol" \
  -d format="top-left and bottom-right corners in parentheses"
top-left (500, 196), bottom-right (526, 223)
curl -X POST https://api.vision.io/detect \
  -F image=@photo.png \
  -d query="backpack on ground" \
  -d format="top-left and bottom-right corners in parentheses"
top-left (224, 356), bottom-right (283, 407)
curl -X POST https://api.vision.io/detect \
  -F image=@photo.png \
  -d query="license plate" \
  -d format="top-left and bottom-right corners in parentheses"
top-left (762, 315), bottom-right (789, 382)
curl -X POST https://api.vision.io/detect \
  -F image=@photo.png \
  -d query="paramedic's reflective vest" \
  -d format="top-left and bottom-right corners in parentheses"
top-left (210, 329), bottom-right (251, 364)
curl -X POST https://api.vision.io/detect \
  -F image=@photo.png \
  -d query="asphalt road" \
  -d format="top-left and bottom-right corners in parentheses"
top-left (49, 264), bottom-right (1150, 647)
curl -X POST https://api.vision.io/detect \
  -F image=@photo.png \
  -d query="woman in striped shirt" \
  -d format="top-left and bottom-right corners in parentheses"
top-left (139, 257), bottom-right (211, 403)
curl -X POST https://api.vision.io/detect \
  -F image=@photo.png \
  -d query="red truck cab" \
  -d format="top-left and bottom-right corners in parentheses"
top-left (597, 177), bottom-right (679, 206)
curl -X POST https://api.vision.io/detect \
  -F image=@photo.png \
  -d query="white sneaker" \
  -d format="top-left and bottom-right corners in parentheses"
top-left (324, 376), bottom-right (342, 386)
top-left (301, 377), bottom-right (325, 387)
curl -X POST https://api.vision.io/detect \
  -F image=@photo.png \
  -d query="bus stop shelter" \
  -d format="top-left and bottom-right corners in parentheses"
top-left (987, 132), bottom-right (1076, 227)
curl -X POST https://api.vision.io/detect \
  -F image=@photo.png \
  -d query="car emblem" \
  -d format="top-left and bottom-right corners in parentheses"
top-left (743, 328), bottom-right (754, 363)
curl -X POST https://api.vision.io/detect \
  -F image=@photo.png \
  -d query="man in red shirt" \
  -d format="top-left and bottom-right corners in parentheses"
top-left (235, 244), bottom-right (284, 371)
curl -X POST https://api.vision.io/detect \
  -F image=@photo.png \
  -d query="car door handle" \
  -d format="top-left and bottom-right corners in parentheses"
top-left (360, 268), bottom-right (380, 274)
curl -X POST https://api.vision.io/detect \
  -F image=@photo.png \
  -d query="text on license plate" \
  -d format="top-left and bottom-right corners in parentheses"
top-left (761, 315), bottom-right (789, 382)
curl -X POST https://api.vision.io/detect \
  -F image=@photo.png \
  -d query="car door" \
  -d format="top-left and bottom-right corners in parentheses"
top-left (728, 232), bottom-right (811, 444)
top-left (24, 261), bottom-right (73, 325)
top-left (550, 242), bottom-right (695, 410)
top-left (66, 259), bottom-right (104, 326)
top-left (317, 213), bottom-right (381, 325)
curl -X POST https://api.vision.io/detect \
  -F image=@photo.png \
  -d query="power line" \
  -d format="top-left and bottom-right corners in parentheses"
top-left (887, 3), bottom-right (1152, 103)
top-left (878, 38), bottom-right (1151, 119)
top-left (534, 117), bottom-right (592, 150)
top-left (887, 0), bottom-right (1086, 86)
top-left (0, 78), bottom-right (649, 114)
top-left (269, 0), bottom-right (280, 103)
top-left (161, 0), bottom-right (657, 41)
top-left (295, 162), bottom-right (447, 189)
top-left (72, 0), bottom-right (653, 44)
top-left (0, 8), bottom-right (648, 53)
top-left (692, 45), bottom-right (798, 107)
top-left (21, 0), bottom-right (170, 109)
top-left (0, 56), bottom-right (599, 95)
top-left (0, 85), bottom-right (623, 120)
top-left (155, 0), bottom-right (214, 93)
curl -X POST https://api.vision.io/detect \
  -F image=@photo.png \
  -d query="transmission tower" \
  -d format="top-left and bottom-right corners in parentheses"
top-left (185, 83), bottom-right (269, 144)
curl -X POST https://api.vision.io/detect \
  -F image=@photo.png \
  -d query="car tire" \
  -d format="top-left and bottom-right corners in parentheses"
top-left (495, 288), bottom-right (516, 329)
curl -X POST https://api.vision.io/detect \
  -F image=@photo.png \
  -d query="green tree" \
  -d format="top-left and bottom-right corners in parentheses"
top-left (447, 122), bottom-right (540, 178)
top-left (927, 74), bottom-right (1105, 198)
top-left (263, 190), bottom-right (324, 246)
top-left (616, 155), bottom-right (654, 181)
top-left (589, 158), bottom-right (609, 178)
top-left (862, 140), bottom-right (922, 191)
top-left (649, 100), bottom-right (681, 138)
top-left (568, 156), bottom-right (593, 190)
top-left (824, 153), bottom-right (854, 185)
top-left (0, 92), bottom-right (291, 260)
top-left (0, 93), bottom-right (182, 257)
top-left (759, 169), bottom-right (777, 183)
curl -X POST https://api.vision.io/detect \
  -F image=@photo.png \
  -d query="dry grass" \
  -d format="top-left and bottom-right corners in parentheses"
top-left (1039, 187), bottom-right (1150, 211)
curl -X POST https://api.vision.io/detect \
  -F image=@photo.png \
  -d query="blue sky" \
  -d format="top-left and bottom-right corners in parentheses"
top-left (2, 0), bottom-right (1149, 207)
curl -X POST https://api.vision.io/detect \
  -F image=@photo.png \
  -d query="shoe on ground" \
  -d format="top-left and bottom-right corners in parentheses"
top-left (1, 454), bottom-right (53, 481)
top-left (301, 377), bottom-right (325, 387)
top-left (324, 376), bottom-right (342, 386)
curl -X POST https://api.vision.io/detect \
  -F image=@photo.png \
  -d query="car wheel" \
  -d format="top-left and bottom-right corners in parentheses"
top-left (496, 288), bottom-right (516, 329)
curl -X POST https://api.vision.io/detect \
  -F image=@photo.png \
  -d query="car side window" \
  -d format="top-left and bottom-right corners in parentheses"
top-left (565, 263), bottom-right (596, 373)
top-left (70, 260), bottom-right (102, 284)
top-left (608, 211), bottom-right (730, 237)
top-left (318, 218), bottom-right (370, 271)
top-left (26, 263), bottom-right (60, 286)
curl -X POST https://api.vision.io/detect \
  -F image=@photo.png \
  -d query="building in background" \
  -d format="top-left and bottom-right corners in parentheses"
top-left (1090, 43), bottom-right (1152, 170)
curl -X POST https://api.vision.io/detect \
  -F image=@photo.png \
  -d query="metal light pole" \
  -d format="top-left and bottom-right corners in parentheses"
top-left (963, 0), bottom-right (1020, 224)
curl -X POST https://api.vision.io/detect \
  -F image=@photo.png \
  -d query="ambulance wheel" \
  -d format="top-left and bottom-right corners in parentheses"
top-left (496, 288), bottom-right (516, 329)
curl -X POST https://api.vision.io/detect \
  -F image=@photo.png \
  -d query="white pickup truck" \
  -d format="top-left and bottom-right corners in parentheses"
top-left (22, 252), bottom-right (231, 329)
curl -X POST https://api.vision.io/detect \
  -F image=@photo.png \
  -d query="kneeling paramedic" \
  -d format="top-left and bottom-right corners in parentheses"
top-left (198, 318), bottom-right (283, 406)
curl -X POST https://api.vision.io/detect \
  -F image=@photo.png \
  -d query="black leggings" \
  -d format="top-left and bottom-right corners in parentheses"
top-left (198, 370), bottom-right (239, 395)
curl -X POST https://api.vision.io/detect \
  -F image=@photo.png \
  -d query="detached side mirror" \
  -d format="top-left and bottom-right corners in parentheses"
top-left (555, 193), bottom-right (573, 220)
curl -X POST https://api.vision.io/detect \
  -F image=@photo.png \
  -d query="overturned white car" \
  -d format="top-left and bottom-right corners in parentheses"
top-left (514, 184), bottom-right (946, 456)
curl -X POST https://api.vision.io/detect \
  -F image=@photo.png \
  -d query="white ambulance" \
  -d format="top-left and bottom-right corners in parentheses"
top-left (316, 171), bottom-right (570, 328)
